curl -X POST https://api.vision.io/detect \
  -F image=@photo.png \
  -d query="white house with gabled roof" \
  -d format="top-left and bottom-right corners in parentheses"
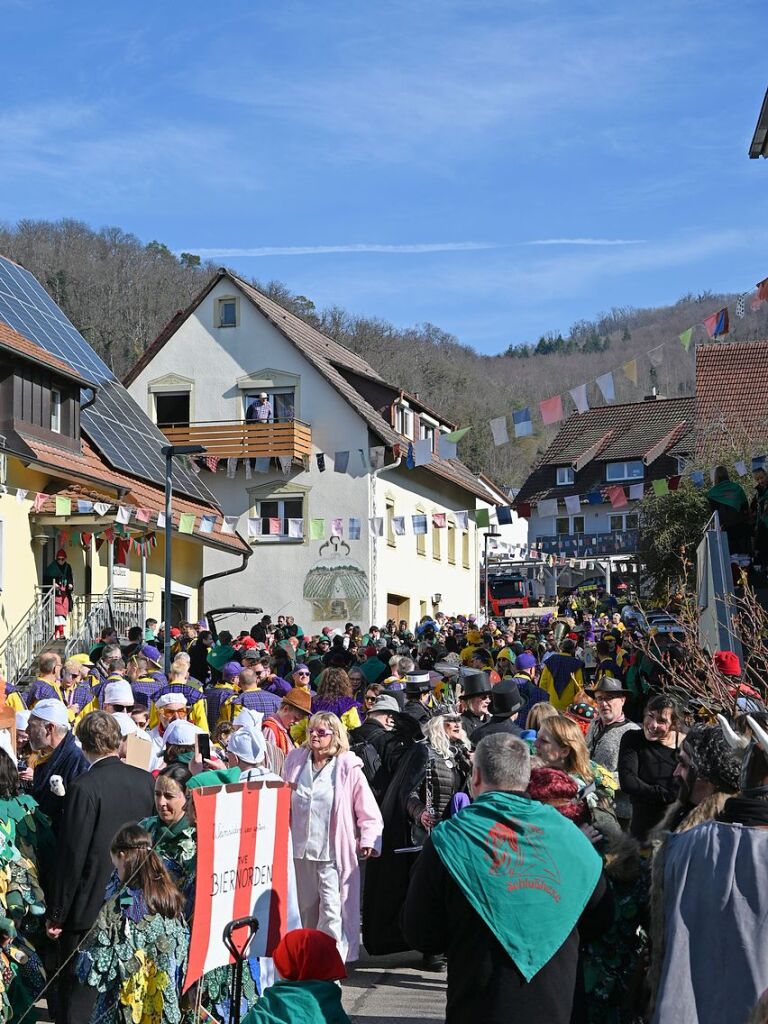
top-left (125, 270), bottom-right (503, 629)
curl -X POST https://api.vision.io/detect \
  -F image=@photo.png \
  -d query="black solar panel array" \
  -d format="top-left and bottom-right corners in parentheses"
top-left (0, 256), bottom-right (214, 504)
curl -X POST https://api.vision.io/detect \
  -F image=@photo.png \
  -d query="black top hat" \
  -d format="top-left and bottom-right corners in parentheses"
top-left (460, 668), bottom-right (493, 698)
top-left (489, 679), bottom-right (523, 719)
top-left (405, 671), bottom-right (432, 694)
top-left (585, 675), bottom-right (632, 697)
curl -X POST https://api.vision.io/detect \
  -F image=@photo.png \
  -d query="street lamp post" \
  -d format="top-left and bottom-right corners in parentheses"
top-left (161, 444), bottom-right (206, 675)
top-left (483, 531), bottom-right (502, 620)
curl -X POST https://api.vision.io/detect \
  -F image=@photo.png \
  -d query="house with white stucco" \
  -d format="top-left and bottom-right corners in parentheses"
top-left (125, 270), bottom-right (502, 629)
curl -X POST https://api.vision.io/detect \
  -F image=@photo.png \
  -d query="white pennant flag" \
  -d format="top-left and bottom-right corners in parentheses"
top-left (392, 516), bottom-right (406, 536)
top-left (629, 483), bottom-right (644, 500)
top-left (278, 456), bottom-right (292, 475)
top-left (490, 416), bottom-right (509, 447)
top-left (221, 516), bottom-right (239, 535)
top-left (537, 498), bottom-right (559, 518)
top-left (564, 495), bottom-right (581, 515)
top-left (735, 460), bottom-right (748, 477)
top-left (454, 510), bottom-right (468, 530)
top-left (414, 438), bottom-right (432, 466)
top-left (569, 383), bottom-right (589, 414)
top-left (596, 372), bottom-right (615, 402)
top-left (116, 506), bottom-right (131, 525)
top-left (288, 518), bottom-right (304, 539)
top-left (369, 447), bottom-right (385, 470)
top-left (247, 517), bottom-right (262, 538)
top-left (648, 345), bottom-right (665, 367)
top-left (199, 514), bottom-right (216, 534)
top-left (15, 488), bottom-right (27, 504)
top-left (244, 459), bottom-right (252, 480)
top-left (369, 516), bottom-right (384, 536)
top-left (438, 436), bottom-right (457, 460)
top-left (157, 512), bottom-right (166, 529)
top-left (94, 501), bottom-right (111, 517)
top-left (226, 458), bottom-right (237, 479)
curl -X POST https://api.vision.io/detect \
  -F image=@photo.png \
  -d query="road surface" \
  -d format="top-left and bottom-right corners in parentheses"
top-left (344, 949), bottom-right (446, 1023)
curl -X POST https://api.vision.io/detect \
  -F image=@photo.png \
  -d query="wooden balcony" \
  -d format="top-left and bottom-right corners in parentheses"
top-left (161, 419), bottom-right (312, 459)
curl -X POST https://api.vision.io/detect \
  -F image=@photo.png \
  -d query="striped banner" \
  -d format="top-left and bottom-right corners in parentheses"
top-left (184, 779), bottom-right (293, 991)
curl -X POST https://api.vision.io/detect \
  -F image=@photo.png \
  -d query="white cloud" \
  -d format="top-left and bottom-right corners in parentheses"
top-left (522, 238), bottom-right (647, 247)
top-left (181, 242), bottom-right (500, 258)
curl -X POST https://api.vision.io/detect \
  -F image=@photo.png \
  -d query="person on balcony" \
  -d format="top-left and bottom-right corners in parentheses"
top-left (246, 391), bottom-right (273, 423)
top-left (43, 548), bottom-right (74, 640)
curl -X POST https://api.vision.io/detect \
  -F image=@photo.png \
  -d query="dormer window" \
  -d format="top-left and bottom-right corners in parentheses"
top-left (395, 404), bottom-right (414, 439)
top-left (217, 297), bottom-right (238, 328)
top-left (606, 460), bottom-right (643, 482)
top-left (556, 467), bottom-right (574, 485)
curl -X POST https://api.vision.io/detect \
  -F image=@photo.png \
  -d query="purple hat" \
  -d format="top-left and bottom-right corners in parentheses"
top-left (292, 663), bottom-right (310, 675)
top-left (222, 661), bottom-right (242, 679)
top-left (515, 652), bottom-right (537, 671)
top-left (140, 644), bottom-right (162, 665)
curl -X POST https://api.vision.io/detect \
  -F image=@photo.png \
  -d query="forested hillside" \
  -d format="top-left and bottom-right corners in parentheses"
top-left (3, 219), bottom-right (768, 488)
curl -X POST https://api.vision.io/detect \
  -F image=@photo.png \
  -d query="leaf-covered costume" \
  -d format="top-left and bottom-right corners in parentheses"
top-left (76, 888), bottom-right (189, 1024)
top-left (139, 815), bottom-right (197, 908)
top-left (0, 819), bottom-right (47, 1021)
top-left (0, 794), bottom-right (56, 873)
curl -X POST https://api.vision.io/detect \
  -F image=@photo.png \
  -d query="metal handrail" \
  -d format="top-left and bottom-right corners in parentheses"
top-left (65, 589), bottom-right (153, 657)
top-left (0, 586), bottom-right (56, 685)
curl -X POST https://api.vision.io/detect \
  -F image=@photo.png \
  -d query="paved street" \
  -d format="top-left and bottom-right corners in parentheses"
top-left (344, 949), bottom-right (446, 1023)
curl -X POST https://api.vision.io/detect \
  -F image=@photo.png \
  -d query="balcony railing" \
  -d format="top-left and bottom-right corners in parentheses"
top-left (160, 419), bottom-right (312, 459)
top-left (536, 530), bottom-right (639, 557)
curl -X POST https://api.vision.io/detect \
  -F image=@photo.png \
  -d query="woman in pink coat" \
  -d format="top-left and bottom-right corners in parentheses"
top-left (283, 711), bottom-right (383, 962)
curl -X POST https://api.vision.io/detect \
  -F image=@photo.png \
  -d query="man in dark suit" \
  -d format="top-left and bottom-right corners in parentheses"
top-left (46, 711), bottom-right (155, 1024)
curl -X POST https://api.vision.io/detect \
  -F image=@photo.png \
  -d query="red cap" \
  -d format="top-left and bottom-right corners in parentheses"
top-left (170, 627), bottom-right (181, 638)
top-left (714, 650), bottom-right (741, 676)
top-left (240, 636), bottom-right (257, 649)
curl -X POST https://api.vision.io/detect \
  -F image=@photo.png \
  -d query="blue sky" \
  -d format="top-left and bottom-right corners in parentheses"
top-left (1, 0), bottom-right (767, 353)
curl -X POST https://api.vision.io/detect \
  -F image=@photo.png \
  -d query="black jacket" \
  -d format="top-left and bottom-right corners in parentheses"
top-left (403, 835), bottom-right (612, 1024)
top-left (618, 729), bottom-right (679, 839)
top-left (32, 730), bottom-right (89, 835)
top-left (48, 756), bottom-right (155, 930)
top-left (470, 717), bottom-right (522, 748)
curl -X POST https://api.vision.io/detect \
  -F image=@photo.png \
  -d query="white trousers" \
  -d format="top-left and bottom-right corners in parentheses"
top-left (293, 857), bottom-right (346, 961)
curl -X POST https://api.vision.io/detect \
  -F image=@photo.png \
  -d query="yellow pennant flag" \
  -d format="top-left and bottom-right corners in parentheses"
top-left (623, 359), bottom-right (638, 385)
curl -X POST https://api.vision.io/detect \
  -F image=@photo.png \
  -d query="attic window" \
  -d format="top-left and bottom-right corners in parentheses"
top-left (556, 467), bottom-right (574, 485)
top-left (606, 460), bottom-right (644, 482)
top-left (50, 389), bottom-right (61, 433)
top-left (217, 297), bottom-right (238, 328)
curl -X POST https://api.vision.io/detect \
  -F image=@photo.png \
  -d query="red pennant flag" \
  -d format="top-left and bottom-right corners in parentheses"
top-left (268, 517), bottom-right (281, 536)
top-left (81, 532), bottom-right (92, 546)
top-left (115, 538), bottom-right (130, 565)
top-left (104, 527), bottom-right (115, 543)
top-left (516, 502), bottom-right (531, 519)
top-left (94, 537), bottom-right (104, 552)
top-left (539, 395), bottom-right (564, 426)
top-left (608, 485), bottom-right (628, 509)
top-left (757, 278), bottom-right (768, 301)
top-left (668, 475), bottom-right (681, 491)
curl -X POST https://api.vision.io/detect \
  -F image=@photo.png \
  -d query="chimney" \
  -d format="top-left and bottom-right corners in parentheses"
top-left (414, 392), bottom-right (420, 400)
top-left (644, 387), bottom-right (661, 401)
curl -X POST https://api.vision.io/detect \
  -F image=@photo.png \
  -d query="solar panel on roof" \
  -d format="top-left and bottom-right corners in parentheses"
top-left (0, 256), bottom-right (214, 503)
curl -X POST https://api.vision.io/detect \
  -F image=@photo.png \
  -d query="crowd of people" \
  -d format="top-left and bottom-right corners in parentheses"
top-left (0, 602), bottom-right (765, 1024)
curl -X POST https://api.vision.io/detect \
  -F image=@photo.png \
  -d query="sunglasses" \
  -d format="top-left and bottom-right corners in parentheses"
top-left (594, 694), bottom-right (621, 703)
top-left (444, 715), bottom-right (462, 724)
top-left (110, 704), bottom-right (133, 713)
top-left (309, 728), bottom-right (332, 738)
top-left (364, 694), bottom-right (377, 703)
top-left (161, 708), bottom-right (187, 720)
top-left (295, 671), bottom-right (310, 677)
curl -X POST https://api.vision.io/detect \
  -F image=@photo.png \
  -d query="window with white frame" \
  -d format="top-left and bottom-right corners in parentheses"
top-left (556, 466), bottom-right (574, 485)
top-left (252, 494), bottom-right (304, 540)
top-left (50, 389), bottom-right (61, 433)
top-left (448, 522), bottom-right (456, 564)
top-left (556, 516), bottom-right (585, 535)
top-left (462, 529), bottom-right (470, 568)
top-left (606, 460), bottom-right (644, 482)
top-left (609, 513), bottom-right (639, 532)
top-left (420, 422), bottom-right (435, 446)
top-left (216, 296), bottom-right (238, 328)
top-left (395, 404), bottom-right (414, 439)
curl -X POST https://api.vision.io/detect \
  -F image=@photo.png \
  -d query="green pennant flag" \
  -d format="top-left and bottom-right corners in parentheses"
top-left (55, 496), bottom-right (71, 517)
top-left (309, 518), bottom-right (325, 540)
top-left (475, 508), bottom-right (491, 528)
top-left (178, 513), bottom-right (196, 534)
top-left (444, 426), bottom-right (471, 444)
top-left (652, 478), bottom-right (669, 496)
top-left (679, 327), bottom-right (693, 352)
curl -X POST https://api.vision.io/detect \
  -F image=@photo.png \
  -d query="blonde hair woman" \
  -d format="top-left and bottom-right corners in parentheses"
top-left (535, 714), bottom-right (619, 835)
top-left (525, 701), bottom-right (559, 734)
top-left (282, 712), bottom-right (383, 962)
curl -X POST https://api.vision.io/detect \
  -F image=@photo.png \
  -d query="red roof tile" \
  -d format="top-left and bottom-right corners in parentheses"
top-left (696, 340), bottom-right (768, 452)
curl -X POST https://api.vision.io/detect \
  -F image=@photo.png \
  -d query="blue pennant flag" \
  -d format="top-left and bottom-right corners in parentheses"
top-left (406, 443), bottom-right (415, 469)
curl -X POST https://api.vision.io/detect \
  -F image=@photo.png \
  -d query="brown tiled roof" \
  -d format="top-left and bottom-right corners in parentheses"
top-left (125, 271), bottom-right (495, 504)
top-left (16, 435), bottom-right (248, 554)
top-left (0, 322), bottom-right (97, 387)
top-left (696, 340), bottom-right (768, 448)
top-left (515, 397), bottom-right (695, 505)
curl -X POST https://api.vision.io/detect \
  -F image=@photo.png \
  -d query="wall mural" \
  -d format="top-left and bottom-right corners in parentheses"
top-left (303, 537), bottom-right (369, 621)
